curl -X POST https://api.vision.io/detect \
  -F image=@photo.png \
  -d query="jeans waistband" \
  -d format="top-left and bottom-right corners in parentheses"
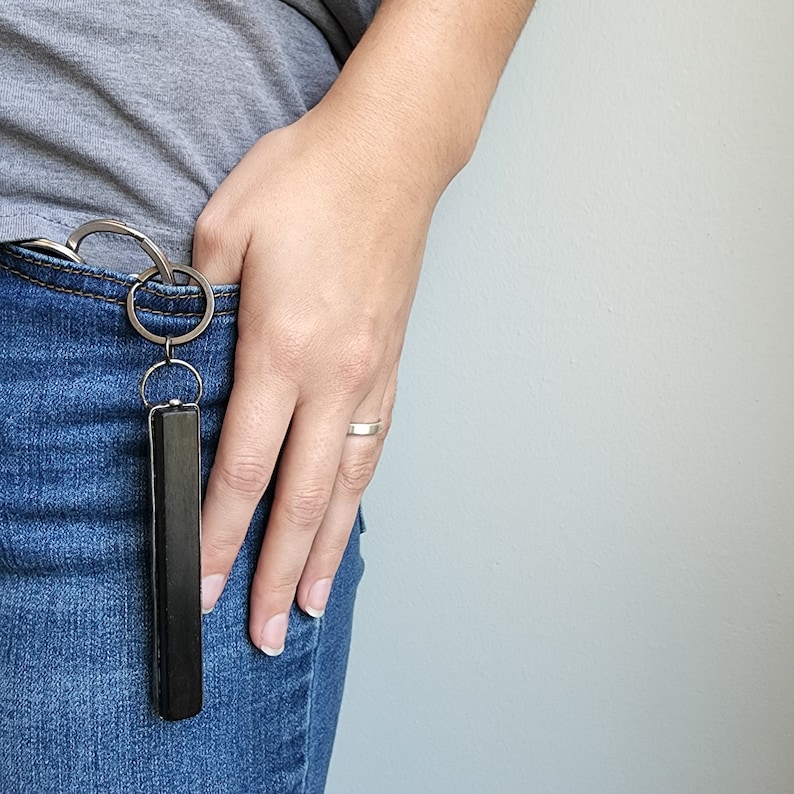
top-left (0, 242), bottom-right (240, 419)
top-left (0, 243), bottom-right (239, 319)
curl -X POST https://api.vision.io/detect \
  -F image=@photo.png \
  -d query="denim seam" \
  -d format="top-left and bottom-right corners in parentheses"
top-left (300, 616), bottom-right (325, 794)
top-left (1, 247), bottom-right (238, 300)
top-left (0, 260), bottom-right (237, 317)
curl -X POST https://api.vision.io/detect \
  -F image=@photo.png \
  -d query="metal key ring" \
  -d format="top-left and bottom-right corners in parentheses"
top-left (127, 264), bottom-right (215, 347)
top-left (140, 359), bottom-right (203, 409)
top-left (66, 219), bottom-right (175, 285)
top-left (17, 238), bottom-right (85, 263)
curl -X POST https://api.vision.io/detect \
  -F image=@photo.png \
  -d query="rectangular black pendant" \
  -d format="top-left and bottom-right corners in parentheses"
top-left (148, 401), bottom-right (204, 721)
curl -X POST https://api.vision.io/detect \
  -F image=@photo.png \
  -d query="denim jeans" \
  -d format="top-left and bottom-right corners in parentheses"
top-left (0, 243), bottom-right (364, 793)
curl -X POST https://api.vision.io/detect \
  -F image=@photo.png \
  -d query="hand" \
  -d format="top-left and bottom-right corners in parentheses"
top-left (193, 109), bottom-right (435, 654)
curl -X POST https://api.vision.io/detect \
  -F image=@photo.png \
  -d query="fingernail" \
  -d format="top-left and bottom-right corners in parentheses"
top-left (260, 612), bottom-right (289, 656)
top-left (201, 573), bottom-right (227, 614)
top-left (305, 578), bottom-right (333, 618)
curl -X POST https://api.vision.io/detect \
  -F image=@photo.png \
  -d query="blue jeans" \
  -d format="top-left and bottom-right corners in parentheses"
top-left (0, 244), bottom-right (364, 793)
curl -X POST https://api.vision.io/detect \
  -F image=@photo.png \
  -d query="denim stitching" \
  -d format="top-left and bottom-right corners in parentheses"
top-left (1, 247), bottom-right (239, 300)
top-left (0, 259), bottom-right (236, 317)
top-left (299, 616), bottom-right (325, 793)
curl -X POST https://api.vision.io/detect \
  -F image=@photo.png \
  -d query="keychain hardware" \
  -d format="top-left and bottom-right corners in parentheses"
top-left (124, 233), bottom-right (214, 722)
top-left (127, 264), bottom-right (215, 346)
top-left (21, 219), bottom-right (215, 721)
top-left (18, 238), bottom-right (84, 263)
top-left (140, 359), bottom-right (204, 409)
top-left (19, 219), bottom-right (175, 284)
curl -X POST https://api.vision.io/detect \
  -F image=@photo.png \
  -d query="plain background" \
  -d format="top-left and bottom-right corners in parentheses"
top-left (327, 1), bottom-right (794, 792)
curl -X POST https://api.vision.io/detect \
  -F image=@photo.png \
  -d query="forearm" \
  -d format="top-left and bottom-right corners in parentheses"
top-left (307, 0), bottom-right (536, 199)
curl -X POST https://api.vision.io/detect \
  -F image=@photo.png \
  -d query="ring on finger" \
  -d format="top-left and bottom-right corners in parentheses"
top-left (347, 420), bottom-right (383, 436)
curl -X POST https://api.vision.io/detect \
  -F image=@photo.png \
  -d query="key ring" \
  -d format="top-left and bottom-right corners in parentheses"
top-left (20, 216), bottom-right (215, 353)
top-left (21, 216), bottom-right (215, 350)
top-left (67, 219), bottom-right (175, 284)
top-left (18, 218), bottom-right (175, 284)
top-left (126, 264), bottom-right (215, 347)
top-left (22, 217), bottom-right (214, 720)
top-left (19, 238), bottom-right (84, 264)
top-left (20, 218), bottom-right (216, 408)
top-left (139, 360), bottom-right (203, 409)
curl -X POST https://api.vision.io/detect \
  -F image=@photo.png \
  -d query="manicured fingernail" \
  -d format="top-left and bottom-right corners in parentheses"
top-left (305, 578), bottom-right (333, 618)
top-left (260, 612), bottom-right (289, 656)
top-left (201, 573), bottom-right (227, 614)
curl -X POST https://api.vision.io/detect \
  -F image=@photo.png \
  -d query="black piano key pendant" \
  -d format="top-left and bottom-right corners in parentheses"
top-left (148, 399), bottom-right (204, 721)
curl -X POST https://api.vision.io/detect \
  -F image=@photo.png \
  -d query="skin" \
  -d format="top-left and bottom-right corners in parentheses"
top-left (194, 0), bottom-right (537, 654)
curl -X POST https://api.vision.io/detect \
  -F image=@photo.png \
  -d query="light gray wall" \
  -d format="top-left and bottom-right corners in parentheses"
top-left (327, 1), bottom-right (794, 791)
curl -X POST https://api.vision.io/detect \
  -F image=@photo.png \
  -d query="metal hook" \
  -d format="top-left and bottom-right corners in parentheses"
top-left (66, 219), bottom-right (175, 285)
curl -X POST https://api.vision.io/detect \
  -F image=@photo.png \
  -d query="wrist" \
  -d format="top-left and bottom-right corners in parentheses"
top-left (297, 99), bottom-right (451, 216)
top-left (301, 0), bottom-right (535, 203)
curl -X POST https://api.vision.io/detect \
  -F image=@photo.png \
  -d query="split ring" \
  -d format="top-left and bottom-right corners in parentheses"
top-left (140, 359), bottom-right (203, 408)
top-left (127, 264), bottom-right (215, 347)
top-left (16, 238), bottom-right (85, 264)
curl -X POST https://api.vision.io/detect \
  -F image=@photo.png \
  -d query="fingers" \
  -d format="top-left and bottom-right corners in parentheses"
top-left (198, 261), bottom-right (398, 650)
top-left (187, 117), bottom-right (424, 665)
top-left (295, 365), bottom-right (396, 618)
top-left (248, 371), bottom-right (395, 654)
top-left (247, 402), bottom-right (352, 654)
top-left (294, 435), bottom-right (383, 616)
top-left (203, 355), bottom-right (394, 655)
top-left (199, 361), bottom-right (296, 612)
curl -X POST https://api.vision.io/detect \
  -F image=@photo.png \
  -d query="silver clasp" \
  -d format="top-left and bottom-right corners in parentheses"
top-left (20, 218), bottom-right (176, 285)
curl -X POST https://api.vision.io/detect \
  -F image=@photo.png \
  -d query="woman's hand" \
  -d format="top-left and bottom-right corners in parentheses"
top-left (193, 0), bottom-right (534, 653)
top-left (193, 109), bottom-right (435, 654)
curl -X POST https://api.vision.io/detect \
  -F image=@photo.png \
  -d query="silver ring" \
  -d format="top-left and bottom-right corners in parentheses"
top-left (127, 264), bottom-right (215, 347)
top-left (347, 420), bottom-right (383, 436)
top-left (140, 359), bottom-right (203, 408)
top-left (66, 219), bottom-right (175, 284)
top-left (16, 238), bottom-right (85, 264)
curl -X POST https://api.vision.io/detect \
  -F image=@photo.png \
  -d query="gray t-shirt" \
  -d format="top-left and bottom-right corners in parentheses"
top-left (0, 0), bottom-right (379, 269)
